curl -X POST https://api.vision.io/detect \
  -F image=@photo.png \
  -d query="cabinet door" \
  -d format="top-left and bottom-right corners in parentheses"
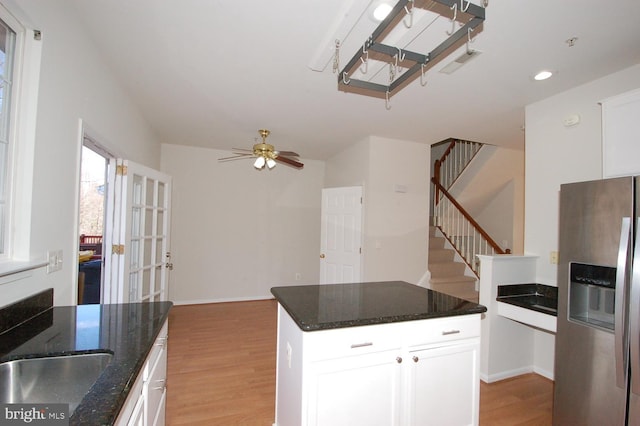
top-left (407, 340), bottom-right (480, 426)
top-left (308, 350), bottom-right (402, 426)
top-left (146, 341), bottom-right (167, 425)
top-left (127, 397), bottom-right (144, 426)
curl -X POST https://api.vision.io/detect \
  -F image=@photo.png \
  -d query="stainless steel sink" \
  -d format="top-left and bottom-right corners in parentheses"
top-left (0, 352), bottom-right (112, 413)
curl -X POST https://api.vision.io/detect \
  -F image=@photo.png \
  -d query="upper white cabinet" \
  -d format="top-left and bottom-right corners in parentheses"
top-left (602, 88), bottom-right (640, 178)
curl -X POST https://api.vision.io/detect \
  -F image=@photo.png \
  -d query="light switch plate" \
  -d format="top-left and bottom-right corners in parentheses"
top-left (46, 249), bottom-right (63, 273)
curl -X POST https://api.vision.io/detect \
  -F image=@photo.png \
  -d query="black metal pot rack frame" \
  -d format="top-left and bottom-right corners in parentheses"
top-left (337, 0), bottom-right (485, 100)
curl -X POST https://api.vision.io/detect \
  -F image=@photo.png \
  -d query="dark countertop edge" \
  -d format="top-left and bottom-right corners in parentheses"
top-left (273, 282), bottom-right (488, 332)
top-left (291, 307), bottom-right (487, 331)
top-left (70, 303), bottom-right (173, 426)
top-left (496, 283), bottom-right (557, 317)
top-left (497, 283), bottom-right (558, 298)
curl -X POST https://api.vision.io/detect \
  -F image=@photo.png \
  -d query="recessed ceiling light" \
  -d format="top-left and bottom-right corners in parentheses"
top-left (534, 70), bottom-right (553, 81)
top-left (372, 3), bottom-right (393, 21)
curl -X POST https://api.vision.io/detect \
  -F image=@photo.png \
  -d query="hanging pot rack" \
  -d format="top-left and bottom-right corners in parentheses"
top-left (337, 0), bottom-right (486, 101)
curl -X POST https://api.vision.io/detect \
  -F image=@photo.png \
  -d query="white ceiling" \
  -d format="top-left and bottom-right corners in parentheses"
top-left (69, 0), bottom-right (640, 160)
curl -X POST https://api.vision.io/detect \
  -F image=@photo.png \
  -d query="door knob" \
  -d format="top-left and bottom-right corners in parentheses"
top-left (320, 254), bottom-right (325, 258)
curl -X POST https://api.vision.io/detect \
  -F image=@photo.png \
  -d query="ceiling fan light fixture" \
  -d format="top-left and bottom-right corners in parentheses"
top-left (253, 156), bottom-right (266, 169)
top-left (218, 129), bottom-right (303, 170)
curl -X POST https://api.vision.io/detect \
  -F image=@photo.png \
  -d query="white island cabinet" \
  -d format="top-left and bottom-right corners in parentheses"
top-left (271, 281), bottom-right (485, 426)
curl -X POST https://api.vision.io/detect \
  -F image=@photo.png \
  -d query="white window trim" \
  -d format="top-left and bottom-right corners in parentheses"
top-left (0, 1), bottom-right (43, 275)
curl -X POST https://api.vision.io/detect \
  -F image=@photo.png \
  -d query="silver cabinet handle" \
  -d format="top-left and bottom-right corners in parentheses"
top-left (442, 329), bottom-right (460, 335)
top-left (412, 356), bottom-right (419, 363)
top-left (152, 379), bottom-right (166, 390)
top-left (350, 342), bottom-right (373, 349)
top-left (396, 357), bottom-right (403, 364)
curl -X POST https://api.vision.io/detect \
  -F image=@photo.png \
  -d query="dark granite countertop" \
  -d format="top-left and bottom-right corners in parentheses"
top-left (496, 283), bottom-right (558, 316)
top-left (0, 291), bottom-right (172, 425)
top-left (271, 281), bottom-right (487, 331)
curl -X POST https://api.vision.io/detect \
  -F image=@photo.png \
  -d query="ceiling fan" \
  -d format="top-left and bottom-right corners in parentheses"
top-left (218, 129), bottom-right (304, 170)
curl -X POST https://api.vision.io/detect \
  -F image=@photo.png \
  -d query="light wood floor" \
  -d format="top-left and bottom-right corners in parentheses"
top-left (166, 300), bottom-right (553, 425)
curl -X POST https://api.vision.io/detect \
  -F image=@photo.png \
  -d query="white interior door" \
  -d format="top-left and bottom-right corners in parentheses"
top-left (103, 159), bottom-right (172, 303)
top-left (320, 186), bottom-right (362, 284)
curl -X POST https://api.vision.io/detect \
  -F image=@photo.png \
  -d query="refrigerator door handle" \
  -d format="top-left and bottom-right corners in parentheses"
top-left (615, 217), bottom-right (631, 389)
top-left (630, 218), bottom-right (640, 395)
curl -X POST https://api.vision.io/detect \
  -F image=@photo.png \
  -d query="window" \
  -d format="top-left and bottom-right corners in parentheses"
top-left (0, 14), bottom-right (16, 255)
top-left (0, 2), bottom-right (42, 269)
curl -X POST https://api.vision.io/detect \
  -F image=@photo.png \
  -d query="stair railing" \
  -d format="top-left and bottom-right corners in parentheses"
top-left (431, 177), bottom-right (510, 276)
top-left (433, 138), bottom-right (483, 203)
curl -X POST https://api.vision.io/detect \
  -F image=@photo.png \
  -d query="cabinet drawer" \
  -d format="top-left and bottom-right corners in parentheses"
top-left (146, 340), bottom-right (167, 423)
top-left (404, 314), bottom-right (480, 346)
top-left (145, 321), bottom-right (169, 379)
top-left (305, 323), bottom-right (402, 361)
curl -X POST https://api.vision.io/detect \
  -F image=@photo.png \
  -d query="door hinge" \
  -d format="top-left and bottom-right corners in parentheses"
top-left (112, 244), bottom-right (125, 255)
top-left (360, 197), bottom-right (363, 204)
top-left (116, 165), bottom-right (128, 176)
top-left (359, 247), bottom-right (362, 254)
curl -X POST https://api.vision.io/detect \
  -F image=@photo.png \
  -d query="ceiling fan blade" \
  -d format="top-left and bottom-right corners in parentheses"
top-left (275, 150), bottom-right (300, 157)
top-left (275, 155), bottom-right (304, 169)
top-left (232, 148), bottom-right (253, 153)
top-left (218, 154), bottom-right (253, 162)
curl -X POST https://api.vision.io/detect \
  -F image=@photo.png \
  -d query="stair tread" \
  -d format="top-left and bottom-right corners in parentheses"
top-left (429, 275), bottom-right (477, 284)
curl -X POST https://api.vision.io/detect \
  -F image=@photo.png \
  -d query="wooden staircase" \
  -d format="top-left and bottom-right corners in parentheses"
top-left (428, 226), bottom-right (479, 303)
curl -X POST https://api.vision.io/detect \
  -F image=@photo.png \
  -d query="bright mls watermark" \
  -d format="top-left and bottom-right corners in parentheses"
top-left (0, 404), bottom-right (68, 425)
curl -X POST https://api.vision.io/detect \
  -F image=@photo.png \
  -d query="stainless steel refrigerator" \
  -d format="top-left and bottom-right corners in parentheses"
top-left (555, 176), bottom-right (640, 425)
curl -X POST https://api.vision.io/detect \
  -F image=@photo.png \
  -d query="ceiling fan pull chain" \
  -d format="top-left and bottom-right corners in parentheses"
top-left (420, 64), bottom-right (428, 87)
top-left (385, 91), bottom-right (392, 111)
top-left (332, 39), bottom-right (340, 74)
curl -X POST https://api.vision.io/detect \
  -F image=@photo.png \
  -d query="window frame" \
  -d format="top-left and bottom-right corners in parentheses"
top-left (0, 1), bottom-right (42, 274)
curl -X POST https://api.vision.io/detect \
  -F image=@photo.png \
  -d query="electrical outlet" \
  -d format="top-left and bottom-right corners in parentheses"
top-left (550, 251), bottom-right (559, 265)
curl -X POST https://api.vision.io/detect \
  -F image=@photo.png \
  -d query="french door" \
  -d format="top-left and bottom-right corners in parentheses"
top-left (103, 159), bottom-right (172, 304)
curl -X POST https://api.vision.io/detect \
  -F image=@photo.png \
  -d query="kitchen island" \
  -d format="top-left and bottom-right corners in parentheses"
top-left (271, 281), bottom-right (487, 426)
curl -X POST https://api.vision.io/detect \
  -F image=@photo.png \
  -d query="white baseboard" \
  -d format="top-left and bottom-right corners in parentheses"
top-left (172, 294), bottom-right (274, 306)
top-left (533, 365), bottom-right (554, 381)
top-left (480, 366), bottom-right (534, 383)
top-left (417, 270), bottom-right (431, 287)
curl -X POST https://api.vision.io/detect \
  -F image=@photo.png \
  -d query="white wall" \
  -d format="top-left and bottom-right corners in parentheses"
top-left (365, 137), bottom-right (430, 283)
top-left (525, 64), bottom-right (640, 284)
top-left (524, 63), bottom-right (640, 378)
top-left (2, 0), bottom-right (160, 307)
top-left (455, 146), bottom-right (525, 254)
top-left (325, 136), bottom-right (430, 285)
top-left (160, 144), bottom-right (325, 304)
